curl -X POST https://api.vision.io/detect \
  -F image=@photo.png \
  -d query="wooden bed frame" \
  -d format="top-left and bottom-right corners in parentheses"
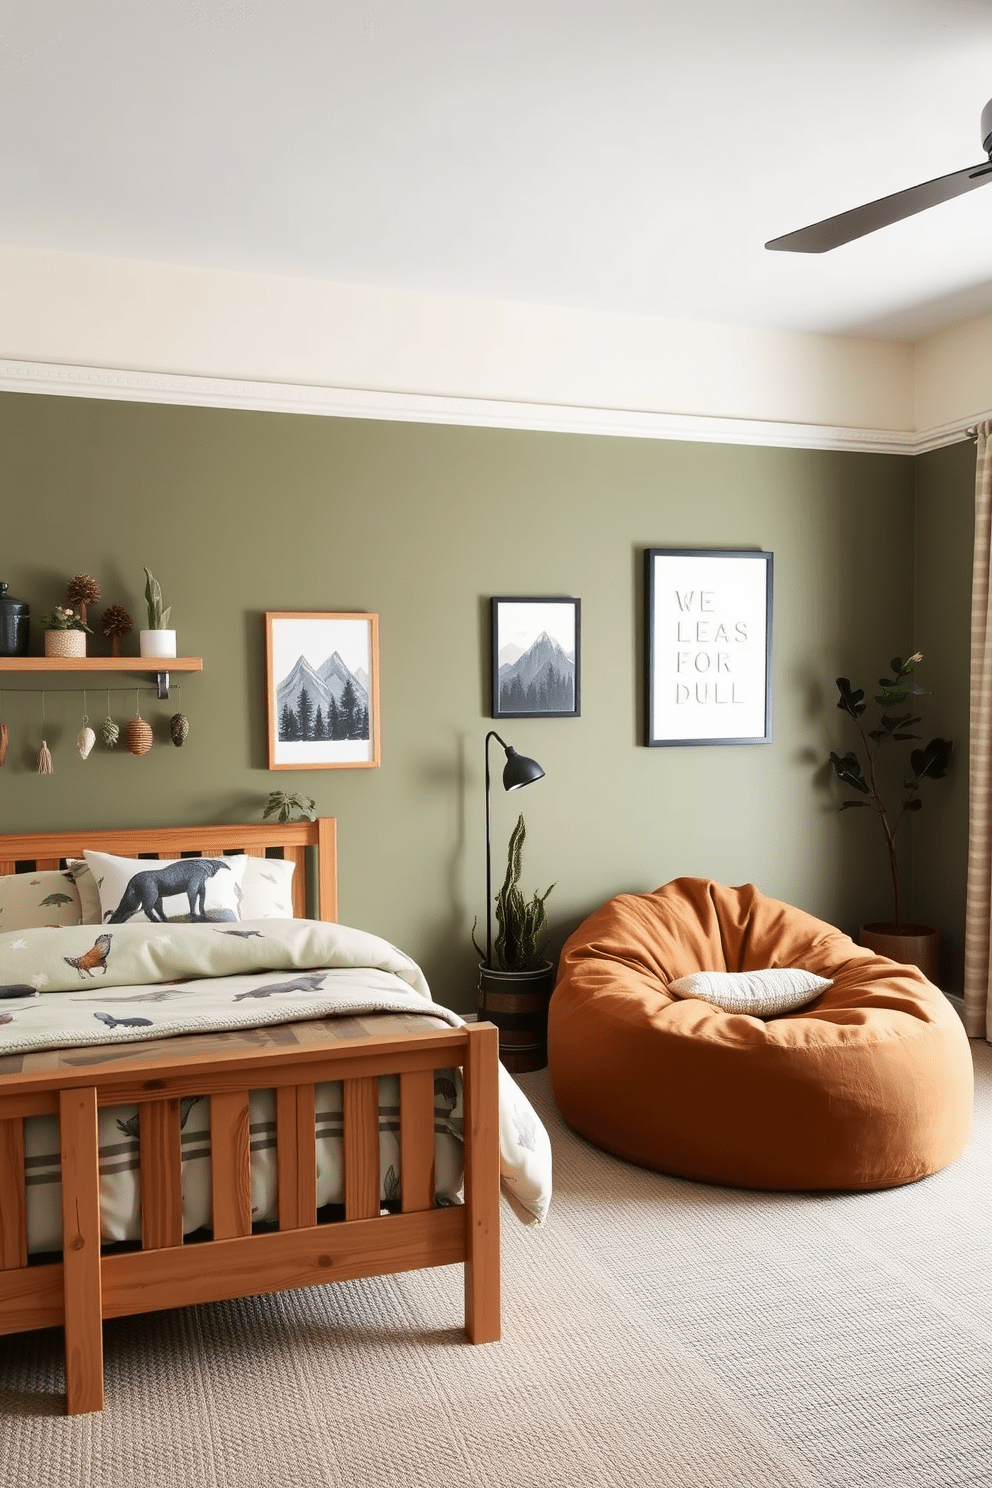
top-left (0, 819), bottom-right (500, 1416)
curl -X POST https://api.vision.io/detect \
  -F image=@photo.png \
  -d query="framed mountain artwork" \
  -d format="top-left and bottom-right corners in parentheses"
top-left (266, 611), bottom-right (380, 769)
top-left (491, 596), bottom-right (581, 719)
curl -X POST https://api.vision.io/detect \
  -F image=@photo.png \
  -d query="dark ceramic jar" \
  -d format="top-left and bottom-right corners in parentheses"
top-left (0, 583), bottom-right (29, 657)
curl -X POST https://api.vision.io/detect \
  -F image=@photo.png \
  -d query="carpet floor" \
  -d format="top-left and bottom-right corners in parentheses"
top-left (2, 1039), bottom-right (989, 1488)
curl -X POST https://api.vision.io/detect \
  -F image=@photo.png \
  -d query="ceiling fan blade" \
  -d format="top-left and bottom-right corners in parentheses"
top-left (766, 159), bottom-right (992, 253)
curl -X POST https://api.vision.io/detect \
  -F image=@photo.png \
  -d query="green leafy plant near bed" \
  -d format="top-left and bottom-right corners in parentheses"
top-left (828, 651), bottom-right (952, 933)
top-left (473, 813), bottom-right (555, 972)
top-left (263, 791), bottom-right (317, 825)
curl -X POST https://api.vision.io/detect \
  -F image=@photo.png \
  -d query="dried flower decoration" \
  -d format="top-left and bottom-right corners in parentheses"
top-left (101, 603), bottom-right (132, 658)
top-left (66, 574), bottom-right (101, 629)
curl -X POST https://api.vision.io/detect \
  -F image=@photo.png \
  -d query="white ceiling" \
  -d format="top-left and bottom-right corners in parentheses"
top-left (3, 1), bottom-right (992, 342)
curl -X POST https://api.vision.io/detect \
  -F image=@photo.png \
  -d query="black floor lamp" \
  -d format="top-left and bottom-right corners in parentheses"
top-left (484, 729), bottom-right (545, 969)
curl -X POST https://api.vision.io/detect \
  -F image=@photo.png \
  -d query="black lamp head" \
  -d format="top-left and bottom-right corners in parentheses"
top-left (502, 745), bottom-right (545, 792)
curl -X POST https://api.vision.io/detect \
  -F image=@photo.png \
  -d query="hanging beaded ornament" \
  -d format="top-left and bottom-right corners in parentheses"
top-left (124, 693), bottom-right (153, 756)
top-left (101, 690), bottom-right (120, 748)
top-left (170, 689), bottom-right (188, 747)
top-left (77, 690), bottom-right (96, 760)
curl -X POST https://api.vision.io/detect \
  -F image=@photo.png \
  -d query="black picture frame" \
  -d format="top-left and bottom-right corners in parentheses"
top-left (491, 596), bottom-right (581, 719)
top-left (645, 548), bottom-right (773, 747)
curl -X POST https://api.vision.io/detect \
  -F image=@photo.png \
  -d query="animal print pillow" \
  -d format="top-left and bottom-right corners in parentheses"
top-left (0, 869), bottom-right (84, 932)
top-left (83, 851), bottom-right (248, 925)
top-left (68, 855), bottom-right (296, 922)
top-left (237, 857), bottom-right (296, 919)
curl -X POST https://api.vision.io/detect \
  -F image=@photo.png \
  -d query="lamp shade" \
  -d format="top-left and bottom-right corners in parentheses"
top-left (502, 746), bottom-right (545, 792)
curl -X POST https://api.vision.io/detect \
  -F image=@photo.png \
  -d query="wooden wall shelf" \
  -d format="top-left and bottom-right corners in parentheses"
top-left (0, 656), bottom-right (203, 699)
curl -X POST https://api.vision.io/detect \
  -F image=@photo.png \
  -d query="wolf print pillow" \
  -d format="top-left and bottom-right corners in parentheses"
top-left (83, 851), bottom-right (248, 925)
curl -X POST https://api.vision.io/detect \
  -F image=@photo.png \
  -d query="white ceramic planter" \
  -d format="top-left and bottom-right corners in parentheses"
top-left (139, 629), bottom-right (177, 658)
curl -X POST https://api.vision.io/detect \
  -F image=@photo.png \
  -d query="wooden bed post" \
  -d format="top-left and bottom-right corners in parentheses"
top-left (59, 1087), bottom-right (104, 1415)
top-left (462, 1023), bottom-right (501, 1343)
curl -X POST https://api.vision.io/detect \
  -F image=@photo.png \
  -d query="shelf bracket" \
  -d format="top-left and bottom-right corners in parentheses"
top-left (156, 671), bottom-right (171, 700)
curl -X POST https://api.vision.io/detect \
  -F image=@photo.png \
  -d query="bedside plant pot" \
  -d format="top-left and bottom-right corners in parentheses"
top-left (859, 922), bottom-right (940, 985)
top-left (477, 961), bottom-right (556, 1073)
top-left (44, 629), bottom-right (86, 659)
top-left (139, 629), bottom-right (177, 659)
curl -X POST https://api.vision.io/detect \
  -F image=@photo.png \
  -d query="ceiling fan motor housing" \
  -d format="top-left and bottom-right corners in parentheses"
top-left (983, 97), bottom-right (992, 156)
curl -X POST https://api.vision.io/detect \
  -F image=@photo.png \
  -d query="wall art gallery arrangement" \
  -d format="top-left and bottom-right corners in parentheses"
top-left (266, 611), bottom-right (380, 770)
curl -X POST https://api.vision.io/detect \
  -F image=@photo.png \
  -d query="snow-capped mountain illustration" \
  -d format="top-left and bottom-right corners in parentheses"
top-left (498, 631), bottom-right (575, 712)
top-left (277, 652), bottom-right (369, 740)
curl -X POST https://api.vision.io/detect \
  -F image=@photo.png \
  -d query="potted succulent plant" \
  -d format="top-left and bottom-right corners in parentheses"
top-left (473, 813), bottom-right (556, 1072)
top-left (139, 567), bottom-right (176, 658)
top-left (39, 605), bottom-right (92, 658)
top-left (828, 650), bottom-right (952, 981)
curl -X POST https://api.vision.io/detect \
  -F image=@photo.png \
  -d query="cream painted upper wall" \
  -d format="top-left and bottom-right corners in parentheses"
top-left (914, 313), bottom-right (992, 436)
top-left (0, 245), bottom-right (917, 434)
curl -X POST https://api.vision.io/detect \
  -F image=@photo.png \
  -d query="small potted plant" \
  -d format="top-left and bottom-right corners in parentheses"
top-left (39, 605), bottom-right (92, 659)
top-left (473, 813), bottom-right (556, 1072)
top-left (262, 791), bottom-right (317, 824)
top-left (139, 567), bottom-right (176, 658)
top-left (827, 650), bottom-right (952, 980)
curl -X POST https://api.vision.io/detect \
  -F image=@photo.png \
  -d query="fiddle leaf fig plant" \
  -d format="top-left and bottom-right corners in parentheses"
top-left (473, 813), bottom-right (555, 972)
top-left (828, 652), bottom-right (952, 933)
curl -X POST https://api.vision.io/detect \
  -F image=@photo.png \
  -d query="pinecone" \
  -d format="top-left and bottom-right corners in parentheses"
top-left (170, 712), bottom-right (189, 747)
top-left (66, 574), bottom-right (101, 628)
top-left (101, 603), bottom-right (132, 657)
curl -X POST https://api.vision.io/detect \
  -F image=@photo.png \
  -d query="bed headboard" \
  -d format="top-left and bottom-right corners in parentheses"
top-left (0, 818), bottom-right (338, 923)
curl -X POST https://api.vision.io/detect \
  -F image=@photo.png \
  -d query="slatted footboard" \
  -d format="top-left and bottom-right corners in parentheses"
top-left (0, 1022), bottom-right (501, 1415)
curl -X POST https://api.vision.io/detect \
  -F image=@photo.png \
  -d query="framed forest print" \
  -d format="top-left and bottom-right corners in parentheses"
top-left (266, 611), bottom-right (380, 770)
top-left (645, 548), bottom-right (772, 747)
top-left (491, 596), bottom-right (580, 719)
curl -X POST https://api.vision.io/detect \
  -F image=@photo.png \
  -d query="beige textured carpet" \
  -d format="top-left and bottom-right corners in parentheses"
top-left (2, 1040), bottom-right (990, 1488)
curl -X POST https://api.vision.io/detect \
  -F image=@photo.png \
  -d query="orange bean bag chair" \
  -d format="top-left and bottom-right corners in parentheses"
top-left (548, 879), bottom-right (973, 1191)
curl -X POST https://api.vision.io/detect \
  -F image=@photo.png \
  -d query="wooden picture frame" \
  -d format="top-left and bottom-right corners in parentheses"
top-left (645, 549), bottom-right (773, 747)
top-left (266, 611), bottom-right (380, 770)
top-left (491, 596), bottom-right (581, 719)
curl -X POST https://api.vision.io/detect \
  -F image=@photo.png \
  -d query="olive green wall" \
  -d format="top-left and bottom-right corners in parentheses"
top-left (914, 438), bottom-right (976, 993)
top-left (0, 392), bottom-right (920, 1010)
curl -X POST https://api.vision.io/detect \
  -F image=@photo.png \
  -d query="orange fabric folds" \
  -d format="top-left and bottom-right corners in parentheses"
top-left (548, 879), bottom-right (973, 1191)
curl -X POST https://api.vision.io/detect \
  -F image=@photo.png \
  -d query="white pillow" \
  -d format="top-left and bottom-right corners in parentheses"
top-left (237, 856), bottom-right (296, 919)
top-left (65, 860), bottom-right (103, 925)
top-left (0, 869), bottom-right (83, 932)
top-left (83, 850), bottom-right (248, 925)
top-left (666, 968), bottom-right (832, 1018)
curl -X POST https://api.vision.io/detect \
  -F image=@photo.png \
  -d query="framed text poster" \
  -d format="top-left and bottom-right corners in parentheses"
top-left (645, 548), bottom-right (773, 747)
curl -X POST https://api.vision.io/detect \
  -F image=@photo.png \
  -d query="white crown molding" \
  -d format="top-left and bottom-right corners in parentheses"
top-left (0, 357), bottom-right (980, 456)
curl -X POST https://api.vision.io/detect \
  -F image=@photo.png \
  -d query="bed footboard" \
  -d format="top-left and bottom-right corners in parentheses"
top-left (0, 1021), bottom-right (501, 1416)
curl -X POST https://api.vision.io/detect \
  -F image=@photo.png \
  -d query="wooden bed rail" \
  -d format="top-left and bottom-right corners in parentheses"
top-left (0, 1021), bottom-right (501, 1416)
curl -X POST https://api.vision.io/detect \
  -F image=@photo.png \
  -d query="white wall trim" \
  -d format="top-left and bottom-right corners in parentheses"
top-left (0, 357), bottom-right (982, 456)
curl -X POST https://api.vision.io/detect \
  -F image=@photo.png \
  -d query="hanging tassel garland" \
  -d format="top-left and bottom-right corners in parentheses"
top-left (170, 712), bottom-right (189, 747)
top-left (37, 694), bottom-right (53, 773)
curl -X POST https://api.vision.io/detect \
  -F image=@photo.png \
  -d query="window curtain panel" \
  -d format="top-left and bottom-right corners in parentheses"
top-left (964, 419), bottom-right (992, 1040)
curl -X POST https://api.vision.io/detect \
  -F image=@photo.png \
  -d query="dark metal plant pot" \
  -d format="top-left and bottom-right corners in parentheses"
top-left (859, 922), bottom-right (940, 985)
top-left (477, 962), bottom-right (556, 1073)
